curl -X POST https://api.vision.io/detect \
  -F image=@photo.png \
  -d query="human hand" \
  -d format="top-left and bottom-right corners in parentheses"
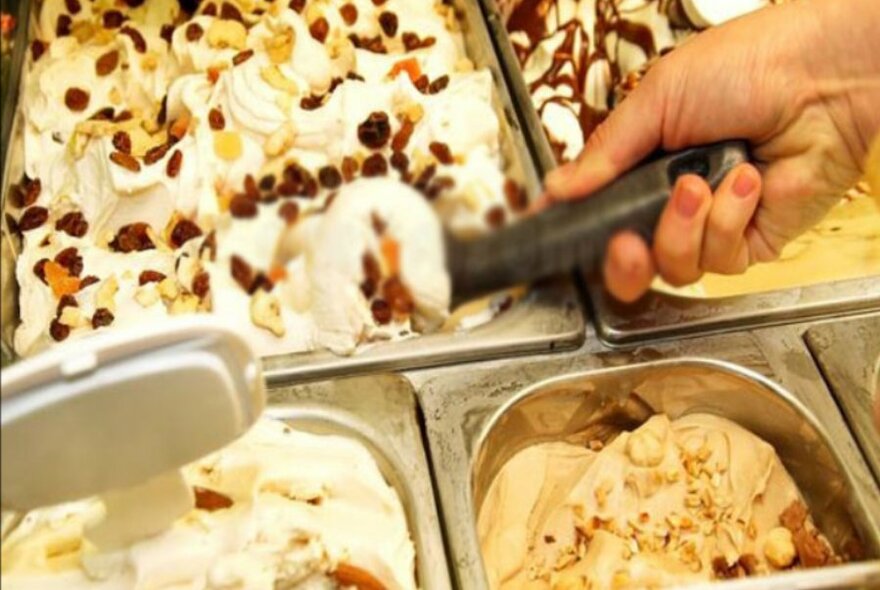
top-left (545, 0), bottom-right (880, 302)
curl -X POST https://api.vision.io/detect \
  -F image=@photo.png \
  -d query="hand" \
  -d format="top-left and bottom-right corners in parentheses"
top-left (545, 0), bottom-right (880, 302)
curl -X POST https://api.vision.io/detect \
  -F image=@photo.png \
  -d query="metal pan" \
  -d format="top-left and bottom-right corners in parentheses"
top-left (265, 373), bottom-right (452, 590)
top-left (414, 340), bottom-right (880, 589)
top-left (476, 0), bottom-right (880, 347)
top-left (805, 313), bottom-right (880, 486)
top-left (0, 0), bottom-right (585, 376)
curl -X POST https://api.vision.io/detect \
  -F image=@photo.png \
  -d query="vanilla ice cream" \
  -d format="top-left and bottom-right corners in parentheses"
top-left (8, 0), bottom-right (527, 357)
top-left (1, 418), bottom-right (418, 590)
top-left (478, 413), bottom-right (839, 589)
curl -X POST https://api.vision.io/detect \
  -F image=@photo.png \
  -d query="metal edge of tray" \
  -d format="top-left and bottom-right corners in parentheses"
top-left (804, 313), bottom-right (880, 486)
top-left (409, 328), bottom-right (880, 590)
top-left (587, 274), bottom-right (880, 348)
top-left (473, 0), bottom-right (880, 347)
top-left (265, 374), bottom-right (451, 590)
top-left (0, 0), bottom-right (586, 377)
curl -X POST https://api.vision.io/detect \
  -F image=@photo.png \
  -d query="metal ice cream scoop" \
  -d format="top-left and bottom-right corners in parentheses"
top-left (1, 317), bottom-right (265, 512)
top-left (447, 141), bottom-right (749, 300)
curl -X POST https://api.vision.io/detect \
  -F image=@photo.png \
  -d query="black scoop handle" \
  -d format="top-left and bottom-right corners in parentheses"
top-left (448, 141), bottom-right (749, 299)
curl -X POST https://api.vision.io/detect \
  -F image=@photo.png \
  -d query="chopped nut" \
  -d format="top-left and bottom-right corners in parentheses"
top-left (157, 277), bottom-right (180, 300)
top-left (95, 276), bottom-right (119, 312)
top-left (250, 290), bottom-right (285, 336)
top-left (58, 305), bottom-right (86, 328)
top-left (170, 293), bottom-right (200, 315)
top-left (260, 65), bottom-right (299, 95)
top-left (764, 527), bottom-right (797, 569)
top-left (265, 26), bottom-right (295, 64)
top-left (135, 285), bottom-right (161, 307)
top-left (206, 19), bottom-right (247, 50)
top-left (625, 428), bottom-right (664, 467)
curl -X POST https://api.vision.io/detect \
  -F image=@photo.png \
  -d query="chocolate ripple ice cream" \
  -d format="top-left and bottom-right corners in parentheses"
top-left (6, 0), bottom-right (530, 357)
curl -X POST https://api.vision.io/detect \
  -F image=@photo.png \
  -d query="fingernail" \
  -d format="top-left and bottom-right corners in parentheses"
top-left (675, 181), bottom-right (703, 218)
top-left (545, 162), bottom-right (576, 192)
top-left (733, 168), bottom-right (758, 198)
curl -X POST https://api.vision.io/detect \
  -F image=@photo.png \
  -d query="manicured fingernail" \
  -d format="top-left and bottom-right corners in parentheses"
top-left (675, 181), bottom-right (703, 218)
top-left (733, 168), bottom-right (758, 198)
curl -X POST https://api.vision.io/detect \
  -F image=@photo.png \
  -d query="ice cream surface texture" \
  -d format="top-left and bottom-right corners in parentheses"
top-left (478, 413), bottom-right (838, 589)
top-left (8, 0), bottom-right (527, 358)
top-left (1, 418), bottom-right (417, 590)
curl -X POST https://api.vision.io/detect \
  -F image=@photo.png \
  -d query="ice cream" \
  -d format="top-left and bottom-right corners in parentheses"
top-left (1, 417), bottom-right (418, 590)
top-left (478, 413), bottom-right (839, 589)
top-left (7, 0), bottom-right (527, 358)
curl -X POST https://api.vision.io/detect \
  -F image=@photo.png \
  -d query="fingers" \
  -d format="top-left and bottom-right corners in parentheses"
top-left (603, 231), bottom-right (656, 303)
top-left (700, 163), bottom-right (762, 274)
top-left (544, 75), bottom-right (665, 201)
top-left (651, 174), bottom-right (713, 286)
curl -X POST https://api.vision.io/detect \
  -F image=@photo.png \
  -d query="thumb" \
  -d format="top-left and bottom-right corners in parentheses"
top-left (544, 74), bottom-right (666, 201)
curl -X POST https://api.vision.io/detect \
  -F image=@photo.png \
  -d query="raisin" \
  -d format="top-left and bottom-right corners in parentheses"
top-left (413, 74), bottom-right (429, 93)
top-left (50, 319), bottom-right (71, 341)
top-left (372, 0), bottom-right (388, 5)
top-left (34, 259), bottom-right (50, 283)
top-left (157, 95), bottom-right (168, 126)
top-left (362, 153), bottom-right (387, 177)
top-left (92, 308), bottom-right (115, 328)
top-left (55, 247), bottom-right (84, 277)
top-left (426, 175), bottom-right (455, 200)
top-left (18, 207), bottom-right (49, 231)
top-left (429, 141), bottom-right (454, 165)
top-left (185, 22), bottom-right (204, 41)
top-left (391, 117), bottom-right (414, 152)
top-left (382, 276), bottom-right (414, 314)
top-left (201, 2), bottom-right (217, 16)
top-left (56, 14), bottom-right (72, 36)
top-left (170, 219), bottom-right (203, 248)
top-left (79, 275), bottom-right (100, 289)
top-left (378, 11), bottom-right (398, 37)
top-left (144, 143), bottom-right (170, 165)
top-left (208, 108), bottom-right (225, 130)
top-left (31, 40), bottom-right (47, 62)
top-left (414, 164), bottom-right (436, 192)
top-left (114, 109), bottom-right (133, 122)
top-left (504, 178), bottom-right (528, 211)
top-left (485, 205), bottom-right (506, 228)
top-left (318, 166), bottom-right (342, 189)
top-left (110, 150), bottom-right (141, 172)
top-left (339, 3), bottom-right (358, 25)
top-left (194, 487), bottom-right (233, 511)
top-left (120, 26), bottom-right (147, 53)
top-left (259, 174), bottom-right (276, 191)
top-left (57, 294), bottom-right (78, 315)
top-left (102, 10), bottom-right (124, 28)
top-left (428, 75), bottom-right (450, 94)
top-left (64, 87), bottom-right (90, 111)
top-left (390, 151), bottom-right (409, 175)
top-left (357, 112), bottom-right (391, 149)
top-left (56, 211), bottom-right (89, 237)
top-left (278, 201), bottom-right (299, 225)
top-left (112, 131), bottom-right (132, 154)
top-left (161, 24), bottom-right (175, 43)
top-left (309, 17), bottom-right (329, 42)
top-left (341, 157), bottom-right (359, 182)
top-left (220, 1), bottom-right (243, 21)
top-left (230, 255), bottom-right (254, 292)
top-left (288, 0), bottom-right (305, 12)
top-left (166, 149), bottom-right (183, 178)
top-left (300, 94), bottom-right (324, 110)
top-left (139, 270), bottom-right (166, 285)
top-left (95, 49), bottom-right (120, 76)
top-left (232, 49), bottom-right (253, 65)
top-left (192, 271), bottom-right (211, 298)
top-left (402, 32), bottom-right (435, 51)
top-left (362, 251), bottom-right (381, 284)
top-left (348, 33), bottom-right (386, 53)
top-left (370, 299), bottom-right (392, 324)
top-left (65, 0), bottom-right (82, 15)
top-left (110, 223), bottom-right (155, 252)
top-left (123, 0), bottom-right (145, 8)
top-left (90, 107), bottom-right (115, 121)
top-left (229, 195), bottom-right (258, 218)
top-left (371, 212), bottom-right (387, 235)
top-left (13, 176), bottom-right (42, 208)
top-left (243, 175), bottom-right (260, 200)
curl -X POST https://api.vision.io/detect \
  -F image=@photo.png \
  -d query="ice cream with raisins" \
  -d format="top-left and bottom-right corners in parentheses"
top-left (1, 418), bottom-right (418, 590)
top-left (7, 0), bottom-right (525, 357)
top-left (478, 413), bottom-right (840, 589)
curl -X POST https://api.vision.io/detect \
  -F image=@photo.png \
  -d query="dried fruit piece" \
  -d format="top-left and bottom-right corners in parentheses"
top-left (95, 50), bottom-right (120, 76)
top-left (169, 114), bottom-right (191, 141)
top-left (485, 205), bottom-right (506, 228)
top-left (278, 201), bottom-right (299, 225)
top-left (139, 270), bottom-right (166, 285)
top-left (318, 165), bottom-right (342, 189)
top-left (64, 87), bottom-right (90, 111)
top-left (402, 32), bottom-right (436, 51)
top-left (110, 150), bottom-right (141, 172)
top-left (339, 3), bottom-right (358, 25)
top-left (55, 247), bottom-right (84, 277)
top-left (232, 48), bottom-right (253, 65)
top-left (144, 143), bottom-right (171, 165)
top-left (102, 10), bottom-right (124, 28)
top-left (370, 299), bottom-right (392, 324)
top-left (380, 236), bottom-right (400, 276)
top-left (220, 1), bottom-right (243, 21)
top-left (166, 149), bottom-right (183, 177)
top-left (192, 271), bottom-right (211, 298)
top-left (31, 40), bottom-right (47, 62)
top-left (65, 0), bottom-right (82, 14)
top-left (388, 57), bottom-right (420, 83)
top-left (208, 108), bottom-right (226, 130)
top-left (56, 14), bottom-right (72, 36)
top-left (383, 276), bottom-right (414, 315)
top-left (120, 26), bottom-right (147, 53)
top-left (161, 24), bottom-right (174, 43)
top-left (202, 2), bottom-right (218, 16)
top-left (378, 11), bottom-right (398, 37)
top-left (194, 486), bottom-right (233, 511)
top-left (57, 294), bottom-right (78, 316)
top-left (390, 151), bottom-right (409, 175)
top-left (92, 308), bottom-right (115, 328)
top-left (33, 259), bottom-right (49, 283)
top-left (309, 17), bottom-right (329, 43)
top-left (50, 319), bottom-right (71, 341)
top-left (44, 261), bottom-right (81, 298)
top-left (185, 22), bottom-right (204, 41)
top-left (341, 156), bottom-right (359, 181)
top-left (362, 154), bottom-right (387, 177)
top-left (288, 0), bottom-right (305, 12)
top-left (358, 112), bottom-right (391, 149)
top-left (333, 564), bottom-right (386, 590)
top-left (429, 141), bottom-right (454, 165)
top-left (170, 219), bottom-right (203, 248)
top-left (428, 75), bottom-right (450, 94)
top-left (112, 130), bottom-right (132, 154)
top-left (504, 179), bottom-right (528, 211)
top-left (18, 206), bottom-right (49, 231)
top-left (109, 223), bottom-right (155, 252)
top-left (229, 194), bottom-right (258, 218)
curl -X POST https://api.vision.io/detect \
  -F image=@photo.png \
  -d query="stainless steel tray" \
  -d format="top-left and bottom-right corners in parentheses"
top-left (0, 0), bottom-right (585, 376)
top-left (412, 332), bottom-right (880, 589)
top-left (805, 313), bottom-right (880, 486)
top-left (266, 374), bottom-right (451, 590)
top-left (476, 0), bottom-right (880, 347)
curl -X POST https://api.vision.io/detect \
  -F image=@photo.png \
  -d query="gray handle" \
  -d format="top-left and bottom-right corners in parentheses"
top-left (448, 141), bottom-right (749, 298)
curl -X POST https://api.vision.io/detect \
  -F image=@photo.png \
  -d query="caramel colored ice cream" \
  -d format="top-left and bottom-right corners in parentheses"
top-left (478, 414), bottom-right (838, 589)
